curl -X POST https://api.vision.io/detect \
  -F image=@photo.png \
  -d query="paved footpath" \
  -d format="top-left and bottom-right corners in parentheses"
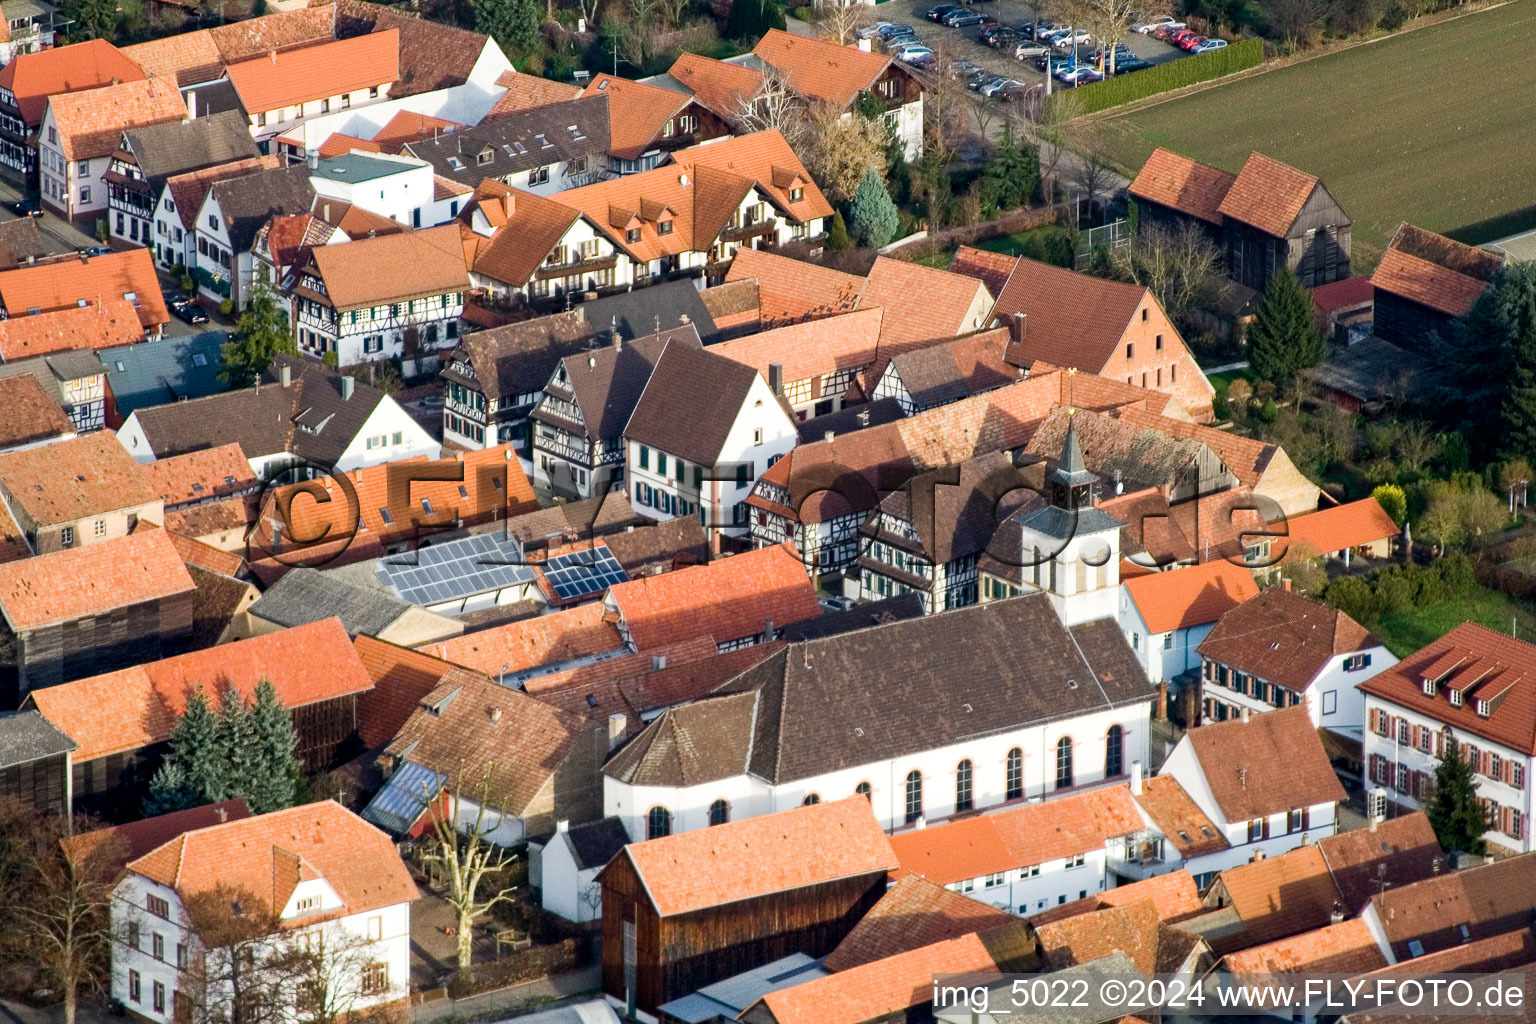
top-left (411, 965), bottom-right (603, 1024)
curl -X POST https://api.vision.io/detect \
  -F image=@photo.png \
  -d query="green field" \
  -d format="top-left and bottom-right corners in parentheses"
top-left (1373, 583), bottom-right (1536, 657)
top-left (1099, 1), bottom-right (1536, 266)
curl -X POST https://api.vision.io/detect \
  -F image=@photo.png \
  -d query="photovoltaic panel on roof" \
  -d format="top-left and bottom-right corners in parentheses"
top-left (360, 760), bottom-right (443, 835)
top-left (375, 531), bottom-right (535, 605)
top-left (541, 545), bottom-right (629, 601)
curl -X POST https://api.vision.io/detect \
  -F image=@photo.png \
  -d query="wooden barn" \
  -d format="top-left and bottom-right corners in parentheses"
top-left (598, 796), bottom-right (897, 1018)
top-left (1370, 223), bottom-right (1502, 351)
top-left (1129, 148), bottom-right (1353, 293)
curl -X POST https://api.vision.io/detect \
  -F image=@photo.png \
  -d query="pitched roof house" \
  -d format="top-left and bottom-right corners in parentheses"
top-left (0, 430), bottom-right (162, 554)
top-left (0, 709), bottom-right (75, 816)
top-left (193, 161), bottom-right (315, 308)
top-left (0, 373), bottom-right (76, 453)
top-left (0, 248), bottom-right (169, 334)
top-left (976, 253), bottom-right (1216, 421)
top-left (1129, 148), bottom-right (1352, 292)
top-left (227, 29), bottom-right (400, 145)
top-left (1034, 898), bottom-right (1207, 977)
top-left (0, 39), bottom-right (145, 181)
top-left (597, 795), bottom-right (897, 1013)
top-left (578, 72), bottom-right (729, 169)
top-left (822, 875), bottom-right (1019, 972)
top-left (1159, 704), bottom-right (1347, 875)
top-left (39, 76), bottom-right (187, 221)
top-left (1197, 588), bottom-right (1393, 735)
top-left (0, 299), bottom-right (144, 362)
top-left (0, 528), bottom-right (195, 698)
top-left (1118, 558), bottom-right (1260, 685)
top-left (1359, 853), bottom-right (1536, 962)
top-left (1359, 621), bottom-right (1536, 853)
top-left (24, 617), bottom-right (371, 812)
top-left (1371, 223), bottom-right (1503, 350)
top-left (400, 94), bottom-right (610, 192)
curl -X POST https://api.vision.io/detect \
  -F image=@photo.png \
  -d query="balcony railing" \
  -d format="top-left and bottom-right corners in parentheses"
top-left (721, 217), bottom-right (778, 242)
top-left (533, 253), bottom-right (617, 282)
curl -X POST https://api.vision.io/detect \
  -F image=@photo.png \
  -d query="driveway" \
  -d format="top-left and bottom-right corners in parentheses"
top-left (0, 177), bottom-right (100, 253)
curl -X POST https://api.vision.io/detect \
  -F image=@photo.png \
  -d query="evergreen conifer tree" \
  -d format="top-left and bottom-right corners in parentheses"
top-left (826, 211), bottom-right (851, 251)
top-left (1498, 279), bottom-right (1536, 461)
top-left (247, 680), bottom-right (304, 814)
top-left (1246, 268), bottom-right (1326, 384)
top-left (173, 689), bottom-right (228, 805)
top-left (143, 761), bottom-right (199, 817)
top-left (1426, 736), bottom-right (1488, 855)
top-left (849, 168), bottom-right (900, 250)
top-left (217, 687), bottom-right (260, 805)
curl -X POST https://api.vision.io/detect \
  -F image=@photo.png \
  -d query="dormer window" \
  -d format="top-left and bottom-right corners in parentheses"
top-left (789, 187), bottom-right (803, 202)
top-left (477, 150), bottom-right (493, 166)
top-left (1449, 688), bottom-right (1463, 707)
top-left (1476, 699), bottom-right (1491, 717)
top-left (1423, 677), bottom-right (1437, 697)
top-left (294, 896), bottom-right (319, 913)
top-left (626, 228), bottom-right (641, 243)
top-left (657, 219), bottom-right (672, 236)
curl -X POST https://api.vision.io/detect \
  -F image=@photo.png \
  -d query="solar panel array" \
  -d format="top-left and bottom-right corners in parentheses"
top-left (542, 545), bottom-right (630, 601)
top-left (376, 532), bottom-right (536, 605)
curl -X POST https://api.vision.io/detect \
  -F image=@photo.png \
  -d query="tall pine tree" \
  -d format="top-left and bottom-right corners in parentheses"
top-left (1246, 268), bottom-right (1326, 385)
top-left (247, 681), bottom-right (304, 814)
top-left (1431, 263), bottom-right (1536, 461)
top-left (849, 168), bottom-right (900, 250)
top-left (1426, 736), bottom-right (1487, 855)
top-left (177, 689), bottom-right (227, 803)
top-left (218, 686), bottom-right (261, 803)
top-left (1497, 271), bottom-right (1536, 461)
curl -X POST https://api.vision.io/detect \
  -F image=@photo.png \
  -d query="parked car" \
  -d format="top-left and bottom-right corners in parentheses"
top-left (1033, 52), bottom-right (1073, 71)
top-left (926, 4), bottom-right (960, 20)
top-left (1052, 28), bottom-right (1092, 49)
top-left (1015, 40), bottom-right (1049, 58)
top-left (1151, 23), bottom-right (1184, 39)
top-left (894, 44), bottom-right (935, 62)
top-left (1133, 14), bottom-right (1179, 31)
top-left (77, 245), bottom-right (110, 257)
top-left (1019, 19), bottom-right (1055, 38)
top-left (979, 76), bottom-right (1023, 96)
top-left (878, 21), bottom-right (915, 35)
top-left (882, 31), bottom-right (919, 51)
top-left (1191, 37), bottom-right (1228, 51)
top-left (1166, 27), bottom-right (1200, 44)
top-left (1088, 44), bottom-right (1130, 62)
top-left (968, 71), bottom-right (1004, 91)
top-left (1054, 63), bottom-right (1103, 83)
top-left (980, 24), bottom-right (1017, 45)
top-left (943, 8), bottom-right (989, 26)
top-left (858, 21), bottom-right (892, 38)
top-left (169, 300), bottom-right (209, 325)
top-left (1113, 53), bottom-right (1155, 72)
top-left (3, 199), bottom-right (41, 218)
top-left (1177, 33), bottom-right (1208, 50)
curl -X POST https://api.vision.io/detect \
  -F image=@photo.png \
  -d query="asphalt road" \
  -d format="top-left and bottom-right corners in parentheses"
top-left (883, 4), bottom-right (1190, 95)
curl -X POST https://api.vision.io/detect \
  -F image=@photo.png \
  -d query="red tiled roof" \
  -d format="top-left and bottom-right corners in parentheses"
top-left (823, 874), bottom-right (1020, 972)
top-left (606, 542), bottom-right (820, 649)
top-left (1223, 918), bottom-right (1387, 975)
top-left (0, 430), bottom-right (158, 525)
top-left (0, 374), bottom-right (75, 450)
top-left (140, 442), bottom-right (255, 507)
top-left (711, 306), bottom-right (884, 384)
top-left (165, 156), bottom-right (282, 233)
top-left (487, 69), bottom-right (582, 116)
top-left (1279, 497), bottom-right (1398, 560)
top-left (25, 618), bottom-right (369, 762)
top-left (1211, 843), bottom-right (1339, 950)
top-left (0, 527), bottom-right (192, 630)
top-left (0, 299), bottom-right (144, 359)
top-left (991, 256), bottom-right (1149, 372)
top-left (1198, 588), bottom-right (1378, 692)
top-left (353, 634), bottom-right (460, 749)
top-left (0, 248), bottom-right (169, 329)
top-left (419, 602), bottom-right (622, 677)
top-left (306, 223), bottom-right (467, 310)
top-left (1035, 898), bottom-right (1201, 975)
top-left (1311, 275), bottom-right (1374, 314)
top-left (1128, 147), bottom-right (1235, 226)
top-left (0, 39), bottom-right (145, 127)
top-left (1217, 152), bottom-right (1320, 238)
top-left (890, 785), bottom-right (1146, 885)
top-left (225, 30), bottom-right (398, 113)
top-left (950, 246), bottom-right (1018, 300)
top-left (614, 795), bottom-right (896, 917)
top-left (1358, 621), bottom-right (1536, 755)
top-left (1181, 704), bottom-right (1346, 822)
top-left (724, 246), bottom-right (864, 326)
top-left (68, 799), bottom-right (252, 879)
top-left (578, 73), bottom-right (691, 160)
top-left (667, 51), bottom-right (763, 117)
top-left (859, 256), bottom-right (991, 348)
top-left (1372, 246), bottom-right (1489, 318)
top-left (165, 530), bottom-right (244, 577)
top-left (752, 28), bottom-right (891, 107)
top-left (1132, 776), bottom-right (1227, 859)
top-left (46, 76), bottom-right (186, 162)
top-left (1122, 559), bottom-right (1259, 634)
top-left (126, 800), bottom-right (417, 918)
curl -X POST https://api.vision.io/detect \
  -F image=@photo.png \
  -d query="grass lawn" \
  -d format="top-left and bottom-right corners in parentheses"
top-left (1373, 582), bottom-right (1536, 658)
top-left (1205, 369), bottom-right (1249, 400)
top-left (972, 225), bottom-right (1071, 258)
top-left (1097, 1), bottom-right (1536, 266)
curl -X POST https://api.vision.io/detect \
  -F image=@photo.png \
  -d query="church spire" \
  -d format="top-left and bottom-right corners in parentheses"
top-left (1048, 410), bottom-right (1098, 510)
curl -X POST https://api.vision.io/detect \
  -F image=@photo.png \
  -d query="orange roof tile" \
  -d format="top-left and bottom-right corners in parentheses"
top-left (673, 129), bottom-right (833, 223)
top-left (306, 223), bottom-right (467, 310)
top-left (1371, 245), bottom-right (1489, 318)
top-left (126, 800), bottom-right (416, 918)
top-left (26, 618), bottom-right (368, 762)
top-left (226, 30), bottom-right (399, 113)
top-left (0, 39), bottom-right (146, 126)
top-left (1114, 406), bottom-right (1274, 488)
top-left (1184, 704), bottom-right (1346, 823)
top-left (667, 52), bottom-right (763, 117)
top-left (755, 930), bottom-right (1028, 1024)
top-left (605, 542), bottom-right (821, 649)
top-left (1132, 776), bottom-right (1228, 859)
top-left (0, 431), bottom-right (159, 526)
top-left (890, 785), bottom-right (1146, 885)
top-left (1212, 844), bottom-right (1342, 950)
top-left (165, 529), bottom-right (244, 577)
top-left (1217, 152), bottom-right (1320, 238)
top-left (0, 374), bottom-right (75, 450)
top-left (1279, 497), bottom-right (1398, 560)
top-left (1122, 558), bottom-right (1259, 634)
top-left (1099, 871), bottom-right (1204, 919)
top-left (752, 28), bottom-right (891, 107)
top-left (578, 73), bottom-right (692, 161)
top-left (1036, 898), bottom-right (1201, 975)
top-left (990, 256), bottom-right (1151, 373)
top-left (139, 442), bottom-right (256, 508)
top-left (369, 109), bottom-right (464, 153)
top-left (0, 248), bottom-right (169, 329)
top-left (121, 32), bottom-right (224, 86)
top-left (461, 183), bottom-right (579, 287)
top-left (1198, 588), bottom-right (1378, 693)
top-left (0, 527), bottom-right (191, 630)
top-left (353, 634), bottom-right (459, 749)
top-left (824, 874), bottom-right (1021, 971)
top-left (419, 602), bottom-right (622, 676)
top-left (46, 76), bottom-right (186, 162)
top-left (724, 246), bottom-right (865, 326)
top-left (165, 156), bottom-right (282, 233)
top-left (859, 256), bottom-right (992, 348)
top-left (0, 299), bottom-right (144, 359)
top-left (487, 69), bottom-right (583, 116)
top-left (711, 306), bottom-right (884, 385)
top-left (950, 246), bottom-right (1018, 300)
top-left (614, 795), bottom-right (896, 917)
top-left (1128, 147), bottom-right (1235, 226)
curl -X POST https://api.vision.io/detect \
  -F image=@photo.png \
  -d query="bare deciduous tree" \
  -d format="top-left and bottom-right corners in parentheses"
top-left (1028, 90), bottom-right (1081, 205)
top-left (420, 766), bottom-right (519, 974)
top-left (801, 102), bottom-right (889, 203)
top-left (180, 885), bottom-right (308, 1024)
top-left (733, 66), bottom-right (806, 147)
top-left (1079, 0), bottom-right (1137, 72)
top-left (814, 0), bottom-right (869, 45)
top-left (1113, 221), bottom-right (1223, 327)
top-left (1270, 0), bottom-right (1323, 51)
top-left (1069, 145), bottom-right (1113, 223)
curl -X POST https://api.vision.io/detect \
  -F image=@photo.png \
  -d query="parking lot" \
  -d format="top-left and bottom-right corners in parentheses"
top-left (881, 2), bottom-right (1190, 101)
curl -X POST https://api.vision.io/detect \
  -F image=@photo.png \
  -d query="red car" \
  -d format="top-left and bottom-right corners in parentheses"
top-left (1177, 32), bottom-right (1208, 49)
top-left (1166, 28), bottom-right (1198, 46)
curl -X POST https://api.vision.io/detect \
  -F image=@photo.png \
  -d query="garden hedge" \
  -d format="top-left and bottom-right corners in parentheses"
top-left (1046, 37), bottom-right (1263, 117)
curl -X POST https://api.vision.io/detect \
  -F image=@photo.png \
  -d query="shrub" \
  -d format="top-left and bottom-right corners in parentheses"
top-left (1325, 575), bottom-right (1377, 624)
top-left (1259, 397), bottom-right (1278, 423)
top-left (1371, 483), bottom-right (1408, 526)
top-left (219, 299), bottom-right (234, 315)
top-left (1374, 569), bottom-right (1414, 614)
top-left (180, 275), bottom-right (196, 292)
top-left (1212, 395), bottom-right (1231, 421)
top-left (1378, 1), bottom-right (1406, 29)
top-left (1438, 554), bottom-right (1477, 597)
top-left (1044, 38), bottom-right (1262, 117)
top-left (792, 4), bottom-right (812, 20)
top-left (826, 210), bottom-right (851, 251)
